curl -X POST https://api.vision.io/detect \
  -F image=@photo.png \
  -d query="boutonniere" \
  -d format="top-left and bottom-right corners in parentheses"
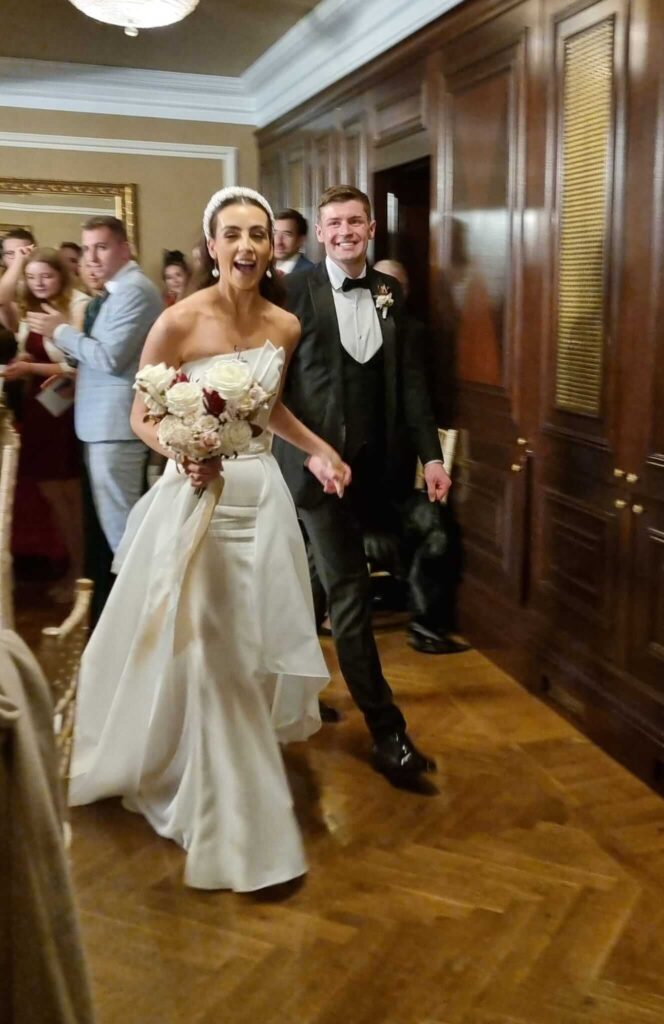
top-left (374, 283), bottom-right (394, 320)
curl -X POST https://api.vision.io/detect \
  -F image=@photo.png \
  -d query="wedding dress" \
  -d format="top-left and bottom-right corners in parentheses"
top-left (69, 342), bottom-right (328, 891)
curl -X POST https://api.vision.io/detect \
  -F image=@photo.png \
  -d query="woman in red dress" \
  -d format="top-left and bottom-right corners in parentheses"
top-left (0, 247), bottom-right (88, 599)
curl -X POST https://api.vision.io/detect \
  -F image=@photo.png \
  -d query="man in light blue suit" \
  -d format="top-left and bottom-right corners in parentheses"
top-left (28, 216), bottom-right (162, 614)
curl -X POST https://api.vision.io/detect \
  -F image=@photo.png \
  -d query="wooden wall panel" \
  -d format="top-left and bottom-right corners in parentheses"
top-left (257, 0), bottom-right (664, 790)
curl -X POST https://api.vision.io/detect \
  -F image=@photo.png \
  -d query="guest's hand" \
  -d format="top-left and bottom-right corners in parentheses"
top-left (3, 360), bottom-right (34, 381)
top-left (26, 303), bottom-right (66, 338)
top-left (424, 462), bottom-right (452, 503)
top-left (13, 244), bottom-right (34, 269)
top-left (307, 452), bottom-right (352, 497)
top-left (183, 456), bottom-right (222, 490)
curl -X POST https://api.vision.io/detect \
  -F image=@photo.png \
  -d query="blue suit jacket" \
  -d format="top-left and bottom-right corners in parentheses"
top-left (55, 263), bottom-right (163, 443)
top-left (290, 253), bottom-right (315, 274)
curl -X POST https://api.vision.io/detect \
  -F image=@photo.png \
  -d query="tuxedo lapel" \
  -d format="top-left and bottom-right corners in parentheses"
top-left (309, 263), bottom-right (344, 426)
top-left (368, 268), bottom-right (398, 448)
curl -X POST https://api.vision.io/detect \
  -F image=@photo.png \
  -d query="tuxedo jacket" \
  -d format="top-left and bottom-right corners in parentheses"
top-left (273, 261), bottom-right (442, 508)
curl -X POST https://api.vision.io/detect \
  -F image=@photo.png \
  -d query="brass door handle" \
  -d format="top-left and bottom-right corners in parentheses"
top-left (626, 473), bottom-right (639, 484)
top-left (511, 463), bottom-right (523, 473)
top-left (516, 437), bottom-right (528, 446)
top-left (614, 499), bottom-right (627, 509)
top-left (613, 468), bottom-right (625, 478)
top-left (632, 504), bottom-right (644, 515)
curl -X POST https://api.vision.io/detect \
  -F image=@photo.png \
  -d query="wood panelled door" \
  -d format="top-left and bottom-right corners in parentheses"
top-left (437, 14), bottom-right (535, 606)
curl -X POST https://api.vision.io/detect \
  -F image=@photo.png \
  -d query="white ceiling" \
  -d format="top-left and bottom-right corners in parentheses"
top-left (1, 0), bottom-right (320, 76)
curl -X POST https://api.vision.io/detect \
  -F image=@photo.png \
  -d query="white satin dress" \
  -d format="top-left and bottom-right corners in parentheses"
top-left (69, 342), bottom-right (328, 891)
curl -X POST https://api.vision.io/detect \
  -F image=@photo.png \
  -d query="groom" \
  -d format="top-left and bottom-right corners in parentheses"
top-left (273, 185), bottom-right (451, 785)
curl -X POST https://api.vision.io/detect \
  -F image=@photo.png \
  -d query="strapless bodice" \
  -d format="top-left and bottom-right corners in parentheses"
top-left (181, 341), bottom-right (284, 456)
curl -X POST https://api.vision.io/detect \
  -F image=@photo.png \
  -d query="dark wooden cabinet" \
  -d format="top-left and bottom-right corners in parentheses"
top-left (257, 0), bottom-right (664, 789)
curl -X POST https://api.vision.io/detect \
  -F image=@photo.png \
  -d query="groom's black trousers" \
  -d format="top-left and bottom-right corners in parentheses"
top-left (298, 474), bottom-right (406, 741)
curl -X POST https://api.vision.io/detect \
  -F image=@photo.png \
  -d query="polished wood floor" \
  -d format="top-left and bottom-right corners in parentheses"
top-left (20, 592), bottom-right (664, 1024)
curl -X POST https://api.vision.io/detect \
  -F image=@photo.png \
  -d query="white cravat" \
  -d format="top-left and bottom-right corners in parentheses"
top-left (326, 257), bottom-right (383, 364)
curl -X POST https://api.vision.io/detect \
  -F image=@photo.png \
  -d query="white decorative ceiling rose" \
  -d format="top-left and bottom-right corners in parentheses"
top-left (68, 0), bottom-right (200, 37)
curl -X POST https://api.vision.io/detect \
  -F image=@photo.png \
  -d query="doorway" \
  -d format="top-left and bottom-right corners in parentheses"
top-left (373, 157), bottom-right (431, 322)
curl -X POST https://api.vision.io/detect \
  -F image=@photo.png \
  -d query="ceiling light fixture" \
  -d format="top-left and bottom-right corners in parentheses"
top-left (68, 1), bottom-right (200, 38)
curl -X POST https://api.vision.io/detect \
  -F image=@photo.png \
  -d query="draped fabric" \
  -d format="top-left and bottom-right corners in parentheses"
top-left (69, 343), bottom-right (328, 891)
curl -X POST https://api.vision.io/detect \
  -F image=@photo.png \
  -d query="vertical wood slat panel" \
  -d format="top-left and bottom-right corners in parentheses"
top-left (555, 19), bottom-right (615, 415)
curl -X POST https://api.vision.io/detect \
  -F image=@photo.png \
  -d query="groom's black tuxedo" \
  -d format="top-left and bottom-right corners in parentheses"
top-left (273, 260), bottom-right (443, 740)
top-left (274, 262), bottom-right (442, 509)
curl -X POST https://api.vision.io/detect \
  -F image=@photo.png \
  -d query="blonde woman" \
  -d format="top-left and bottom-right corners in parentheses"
top-left (0, 247), bottom-right (88, 599)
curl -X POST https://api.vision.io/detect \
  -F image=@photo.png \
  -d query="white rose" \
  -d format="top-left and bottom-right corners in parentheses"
top-left (218, 419), bottom-right (253, 455)
top-left (134, 362), bottom-right (176, 413)
top-left (157, 414), bottom-right (192, 453)
top-left (166, 380), bottom-right (203, 419)
top-left (236, 382), bottom-right (269, 414)
top-left (205, 360), bottom-right (252, 400)
top-left (190, 415), bottom-right (223, 456)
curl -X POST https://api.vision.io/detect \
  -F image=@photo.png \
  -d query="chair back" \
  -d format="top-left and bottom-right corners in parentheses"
top-left (41, 579), bottom-right (93, 780)
top-left (0, 404), bottom-right (20, 630)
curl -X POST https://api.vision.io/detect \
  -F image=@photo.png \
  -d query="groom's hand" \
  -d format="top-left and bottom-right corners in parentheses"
top-left (307, 454), bottom-right (352, 497)
top-left (424, 461), bottom-right (451, 503)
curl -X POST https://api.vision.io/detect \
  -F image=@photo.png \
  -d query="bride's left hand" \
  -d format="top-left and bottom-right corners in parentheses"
top-left (182, 456), bottom-right (222, 489)
top-left (307, 452), bottom-right (352, 497)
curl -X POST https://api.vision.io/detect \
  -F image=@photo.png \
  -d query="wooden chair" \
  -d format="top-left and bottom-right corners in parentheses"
top-left (41, 578), bottom-right (94, 780)
top-left (0, 401), bottom-right (20, 630)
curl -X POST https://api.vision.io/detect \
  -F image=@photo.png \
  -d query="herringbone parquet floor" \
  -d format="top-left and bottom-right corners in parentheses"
top-left (43, 609), bottom-right (664, 1024)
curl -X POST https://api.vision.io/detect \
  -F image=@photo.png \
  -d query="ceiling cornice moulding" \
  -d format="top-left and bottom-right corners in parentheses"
top-left (246, 0), bottom-right (463, 127)
top-left (0, 57), bottom-right (255, 125)
top-left (0, 0), bottom-right (463, 128)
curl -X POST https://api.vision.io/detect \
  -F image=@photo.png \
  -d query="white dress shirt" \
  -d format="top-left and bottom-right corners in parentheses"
top-left (104, 259), bottom-right (137, 295)
top-left (326, 257), bottom-right (383, 365)
top-left (276, 255), bottom-right (299, 275)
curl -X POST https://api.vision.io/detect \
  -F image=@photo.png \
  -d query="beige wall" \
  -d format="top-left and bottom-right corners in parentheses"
top-left (0, 108), bottom-right (259, 283)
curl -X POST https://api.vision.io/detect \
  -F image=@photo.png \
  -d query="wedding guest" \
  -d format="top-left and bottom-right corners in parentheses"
top-left (162, 249), bottom-right (191, 305)
top-left (0, 248), bottom-right (88, 599)
top-left (78, 257), bottom-right (104, 297)
top-left (362, 258), bottom-right (468, 656)
top-left (59, 242), bottom-right (83, 286)
top-left (26, 216), bottom-right (162, 623)
top-left (0, 229), bottom-right (36, 306)
top-left (191, 239), bottom-right (206, 275)
top-left (68, 186), bottom-right (349, 892)
top-left (274, 185), bottom-right (451, 786)
top-left (274, 209), bottom-right (314, 275)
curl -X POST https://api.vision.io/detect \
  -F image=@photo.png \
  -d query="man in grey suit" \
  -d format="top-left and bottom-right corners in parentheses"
top-left (27, 216), bottom-right (162, 617)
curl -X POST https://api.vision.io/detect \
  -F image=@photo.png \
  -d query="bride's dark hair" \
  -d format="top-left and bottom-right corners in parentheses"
top-left (193, 196), bottom-right (285, 307)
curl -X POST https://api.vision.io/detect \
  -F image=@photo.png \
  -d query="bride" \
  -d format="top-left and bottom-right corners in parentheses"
top-left (69, 187), bottom-right (350, 892)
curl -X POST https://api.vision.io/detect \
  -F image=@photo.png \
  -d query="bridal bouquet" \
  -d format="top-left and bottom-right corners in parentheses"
top-left (134, 357), bottom-right (272, 485)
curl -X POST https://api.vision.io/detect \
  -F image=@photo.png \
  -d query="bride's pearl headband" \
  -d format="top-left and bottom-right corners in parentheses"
top-left (203, 187), bottom-right (275, 241)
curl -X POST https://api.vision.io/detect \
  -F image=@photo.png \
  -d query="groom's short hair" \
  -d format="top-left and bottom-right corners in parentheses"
top-left (317, 186), bottom-right (372, 221)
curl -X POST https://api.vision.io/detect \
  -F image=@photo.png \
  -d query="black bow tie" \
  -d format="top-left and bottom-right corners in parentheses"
top-left (341, 276), bottom-right (371, 292)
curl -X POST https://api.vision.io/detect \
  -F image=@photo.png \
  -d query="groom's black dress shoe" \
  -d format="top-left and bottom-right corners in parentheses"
top-left (408, 625), bottom-right (470, 655)
top-left (371, 732), bottom-right (436, 783)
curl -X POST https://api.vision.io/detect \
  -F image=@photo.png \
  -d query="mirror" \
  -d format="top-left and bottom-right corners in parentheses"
top-left (0, 177), bottom-right (138, 255)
